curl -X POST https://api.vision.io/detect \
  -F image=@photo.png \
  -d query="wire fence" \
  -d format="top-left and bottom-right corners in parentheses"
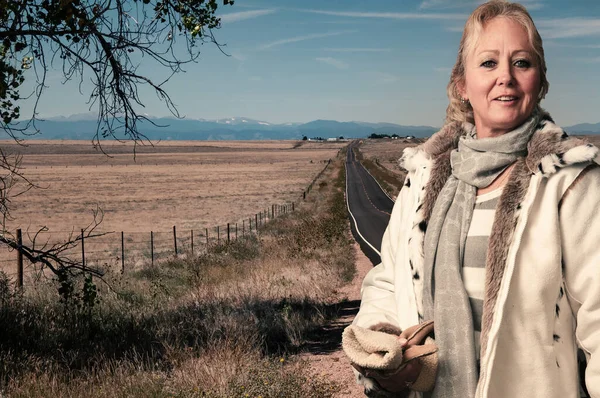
top-left (1, 159), bottom-right (334, 290)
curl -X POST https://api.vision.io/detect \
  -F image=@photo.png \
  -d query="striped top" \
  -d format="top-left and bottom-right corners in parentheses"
top-left (463, 188), bottom-right (502, 360)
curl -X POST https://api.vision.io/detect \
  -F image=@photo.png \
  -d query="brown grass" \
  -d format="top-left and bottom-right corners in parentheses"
top-left (0, 140), bottom-right (346, 273)
top-left (0, 156), bottom-right (353, 397)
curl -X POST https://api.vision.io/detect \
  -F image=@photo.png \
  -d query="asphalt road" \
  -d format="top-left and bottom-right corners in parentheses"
top-left (345, 142), bottom-right (395, 265)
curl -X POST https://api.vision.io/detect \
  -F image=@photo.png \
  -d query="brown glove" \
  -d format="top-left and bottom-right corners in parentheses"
top-left (344, 320), bottom-right (438, 395)
top-left (397, 320), bottom-right (438, 392)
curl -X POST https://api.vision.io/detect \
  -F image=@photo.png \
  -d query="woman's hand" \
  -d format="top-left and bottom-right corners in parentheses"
top-left (352, 337), bottom-right (424, 393)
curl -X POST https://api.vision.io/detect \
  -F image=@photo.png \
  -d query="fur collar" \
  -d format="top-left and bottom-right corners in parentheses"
top-left (401, 111), bottom-right (599, 177)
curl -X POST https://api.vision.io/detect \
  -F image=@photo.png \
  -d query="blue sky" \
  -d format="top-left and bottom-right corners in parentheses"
top-left (27, 0), bottom-right (600, 127)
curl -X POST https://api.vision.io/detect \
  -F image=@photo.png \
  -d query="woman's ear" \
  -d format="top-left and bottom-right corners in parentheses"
top-left (457, 79), bottom-right (467, 101)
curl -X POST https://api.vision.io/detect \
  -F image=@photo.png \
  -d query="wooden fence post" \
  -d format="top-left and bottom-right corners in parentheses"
top-left (206, 228), bottom-right (209, 248)
top-left (292, 202), bottom-right (295, 211)
top-left (272, 204), bottom-right (275, 218)
top-left (121, 231), bottom-right (125, 273)
top-left (191, 230), bottom-right (194, 255)
top-left (255, 214), bottom-right (258, 229)
top-left (303, 191), bottom-right (306, 200)
top-left (235, 223), bottom-right (238, 240)
top-left (243, 220), bottom-right (245, 236)
top-left (16, 229), bottom-right (23, 290)
top-left (227, 223), bottom-right (230, 243)
top-left (151, 231), bottom-right (154, 266)
top-left (217, 226), bottom-right (220, 245)
top-left (81, 228), bottom-right (85, 268)
top-left (173, 226), bottom-right (178, 256)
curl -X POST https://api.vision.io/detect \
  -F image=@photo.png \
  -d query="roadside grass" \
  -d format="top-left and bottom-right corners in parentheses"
top-left (354, 147), bottom-right (406, 198)
top-left (0, 156), bottom-right (354, 397)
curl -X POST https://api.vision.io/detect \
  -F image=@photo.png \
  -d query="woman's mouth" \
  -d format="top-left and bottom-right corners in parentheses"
top-left (494, 95), bottom-right (519, 103)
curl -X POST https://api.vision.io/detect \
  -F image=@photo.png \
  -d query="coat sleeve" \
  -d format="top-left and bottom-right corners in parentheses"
top-left (352, 169), bottom-right (420, 330)
top-left (560, 163), bottom-right (600, 397)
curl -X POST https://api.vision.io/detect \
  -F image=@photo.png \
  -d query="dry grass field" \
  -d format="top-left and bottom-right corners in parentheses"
top-left (0, 155), bottom-right (357, 397)
top-left (0, 139), bottom-right (346, 272)
top-left (358, 138), bottom-right (423, 177)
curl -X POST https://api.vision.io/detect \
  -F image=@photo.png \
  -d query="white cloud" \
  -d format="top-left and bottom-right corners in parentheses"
top-left (434, 67), bottom-right (452, 74)
top-left (315, 57), bottom-right (349, 70)
top-left (545, 41), bottom-right (600, 49)
top-left (446, 25), bottom-right (466, 32)
top-left (324, 48), bottom-right (392, 53)
top-left (259, 30), bottom-right (354, 50)
top-left (230, 52), bottom-right (246, 62)
top-left (303, 9), bottom-right (466, 21)
top-left (579, 56), bottom-right (600, 63)
top-left (538, 18), bottom-right (600, 39)
top-left (219, 9), bottom-right (276, 23)
top-left (419, 0), bottom-right (543, 10)
top-left (370, 72), bottom-right (399, 84)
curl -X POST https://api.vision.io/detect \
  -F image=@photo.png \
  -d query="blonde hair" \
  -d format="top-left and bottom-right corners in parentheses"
top-left (446, 0), bottom-right (549, 124)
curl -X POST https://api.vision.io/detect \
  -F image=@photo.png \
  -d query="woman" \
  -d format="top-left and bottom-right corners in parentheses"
top-left (346, 1), bottom-right (600, 397)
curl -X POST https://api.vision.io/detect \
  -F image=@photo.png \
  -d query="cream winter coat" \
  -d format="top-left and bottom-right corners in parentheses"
top-left (353, 115), bottom-right (600, 398)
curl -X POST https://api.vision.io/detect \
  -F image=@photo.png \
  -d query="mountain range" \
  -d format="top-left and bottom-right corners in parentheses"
top-left (6, 113), bottom-right (600, 140)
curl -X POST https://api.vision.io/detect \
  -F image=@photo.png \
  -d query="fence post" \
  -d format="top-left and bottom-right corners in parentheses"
top-left (81, 228), bottom-right (85, 268)
top-left (173, 226), bottom-right (178, 256)
top-left (292, 202), bottom-right (295, 212)
top-left (243, 220), bottom-right (245, 236)
top-left (191, 230), bottom-right (194, 256)
top-left (255, 214), bottom-right (258, 229)
top-left (217, 226), bottom-right (220, 245)
top-left (303, 191), bottom-right (306, 200)
top-left (16, 229), bottom-right (23, 290)
top-left (121, 231), bottom-right (125, 273)
top-left (227, 223), bottom-right (230, 243)
top-left (206, 228), bottom-right (209, 248)
top-left (151, 231), bottom-right (154, 266)
top-left (272, 204), bottom-right (275, 218)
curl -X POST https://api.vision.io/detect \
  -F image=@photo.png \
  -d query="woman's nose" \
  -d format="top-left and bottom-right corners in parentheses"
top-left (497, 63), bottom-right (515, 86)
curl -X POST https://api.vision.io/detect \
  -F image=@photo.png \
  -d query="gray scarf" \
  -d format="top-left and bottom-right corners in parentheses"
top-left (422, 112), bottom-right (540, 398)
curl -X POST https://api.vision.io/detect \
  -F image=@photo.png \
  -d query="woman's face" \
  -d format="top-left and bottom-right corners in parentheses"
top-left (460, 17), bottom-right (541, 138)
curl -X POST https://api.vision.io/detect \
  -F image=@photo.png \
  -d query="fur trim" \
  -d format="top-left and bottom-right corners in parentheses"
top-left (400, 146), bottom-right (429, 172)
top-left (526, 119), bottom-right (596, 175)
top-left (422, 151), bottom-right (453, 225)
top-left (369, 322), bottom-right (403, 336)
top-left (479, 158), bottom-right (531, 358)
top-left (421, 121), bottom-right (463, 157)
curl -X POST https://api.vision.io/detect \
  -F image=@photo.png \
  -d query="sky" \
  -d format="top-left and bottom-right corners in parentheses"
top-left (23, 0), bottom-right (600, 128)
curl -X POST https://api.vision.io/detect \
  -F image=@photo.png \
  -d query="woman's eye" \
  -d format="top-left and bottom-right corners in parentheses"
top-left (514, 59), bottom-right (532, 68)
top-left (480, 60), bottom-right (496, 68)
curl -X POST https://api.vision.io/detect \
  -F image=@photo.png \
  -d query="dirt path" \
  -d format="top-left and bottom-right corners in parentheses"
top-left (300, 242), bottom-right (374, 397)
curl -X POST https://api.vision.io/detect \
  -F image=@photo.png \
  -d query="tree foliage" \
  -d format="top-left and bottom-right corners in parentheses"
top-left (0, 0), bottom-right (233, 280)
top-left (0, 0), bottom-right (233, 143)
